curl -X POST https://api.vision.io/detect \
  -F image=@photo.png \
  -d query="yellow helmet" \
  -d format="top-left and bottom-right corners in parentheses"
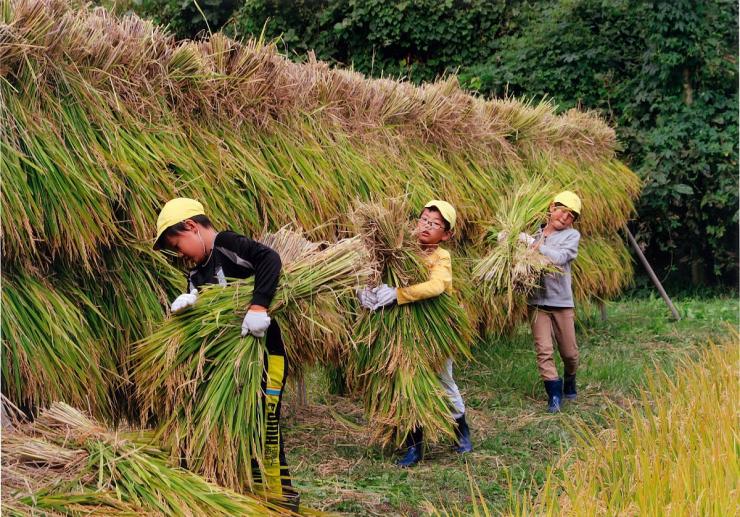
top-left (424, 200), bottom-right (456, 230)
top-left (154, 198), bottom-right (205, 249)
top-left (553, 191), bottom-right (581, 216)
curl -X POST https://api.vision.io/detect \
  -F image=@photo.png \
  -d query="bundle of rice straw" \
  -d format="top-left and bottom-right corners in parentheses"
top-left (1, 401), bottom-right (295, 516)
top-left (348, 198), bottom-right (474, 448)
top-left (132, 230), bottom-right (370, 493)
top-left (259, 228), bottom-right (355, 370)
top-left (473, 179), bottom-right (561, 331)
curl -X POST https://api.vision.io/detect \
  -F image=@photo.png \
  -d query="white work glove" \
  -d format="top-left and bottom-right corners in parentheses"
top-left (518, 232), bottom-right (535, 246)
top-left (241, 309), bottom-right (271, 338)
top-left (171, 289), bottom-right (198, 313)
top-left (371, 284), bottom-right (397, 310)
top-left (497, 230), bottom-right (509, 243)
top-left (357, 287), bottom-right (377, 310)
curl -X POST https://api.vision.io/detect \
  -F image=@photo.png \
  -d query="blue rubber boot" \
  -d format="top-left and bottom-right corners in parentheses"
top-left (563, 374), bottom-right (577, 400)
top-left (397, 428), bottom-right (423, 467)
top-left (543, 379), bottom-right (563, 413)
top-left (454, 414), bottom-right (473, 453)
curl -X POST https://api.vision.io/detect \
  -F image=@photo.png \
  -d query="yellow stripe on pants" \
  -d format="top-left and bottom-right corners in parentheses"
top-left (263, 353), bottom-right (285, 496)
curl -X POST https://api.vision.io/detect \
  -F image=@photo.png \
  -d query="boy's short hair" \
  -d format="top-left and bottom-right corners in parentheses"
top-left (159, 214), bottom-right (213, 249)
top-left (422, 206), bottom-right (452, 231)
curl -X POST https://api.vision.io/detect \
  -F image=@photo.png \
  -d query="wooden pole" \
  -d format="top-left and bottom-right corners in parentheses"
top-left (598, 300), bottom-right (608, 322)
top-left (297, 377), bottom-right (307, 407)
top-left (624, 226), bottom-right (681, 321)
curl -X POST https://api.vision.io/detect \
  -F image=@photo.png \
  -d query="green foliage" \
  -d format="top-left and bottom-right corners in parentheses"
top-left (461, 0), bottom-right (738, 285)
top-left (134, 0), bottom-right (239, 38)
top-left (243, 0), bottom-right (515, 83)
top-left (154, 0), bottom-right (523, 82)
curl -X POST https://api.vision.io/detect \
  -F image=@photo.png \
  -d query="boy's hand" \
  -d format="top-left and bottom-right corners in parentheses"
top-left (371, 284), bottom-right (397, 310)
top-left (241, 309), bottom-right (271, 337)
top-left (518, 232), bottom-right (535, 246)
top-left (171, 289), bottom-right (198, 313)
top-left (357, 287), bottom-right (377, 309)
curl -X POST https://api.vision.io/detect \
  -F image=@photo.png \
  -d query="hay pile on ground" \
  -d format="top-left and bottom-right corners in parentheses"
top-left (1, 401), bottom-right (294, 515)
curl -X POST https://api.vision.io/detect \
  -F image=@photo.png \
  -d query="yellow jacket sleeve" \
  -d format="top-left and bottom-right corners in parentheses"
top-left (397, 248), bottom-right (452, 305)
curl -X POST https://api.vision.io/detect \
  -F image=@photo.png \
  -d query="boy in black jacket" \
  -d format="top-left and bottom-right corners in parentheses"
top-left (154, 197), bottom-right (298, 510)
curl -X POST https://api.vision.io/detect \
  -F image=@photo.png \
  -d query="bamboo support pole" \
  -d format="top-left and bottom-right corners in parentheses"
top-left (624, 226), bottom-right (681, 321)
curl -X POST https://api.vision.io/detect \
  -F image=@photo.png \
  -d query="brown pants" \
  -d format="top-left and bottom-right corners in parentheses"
top-left (529, 306), bottom-right (579, 381)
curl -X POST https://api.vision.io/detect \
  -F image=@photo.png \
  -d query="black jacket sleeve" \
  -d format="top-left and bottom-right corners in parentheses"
top-left (215, 231), bottom-right (282, 308)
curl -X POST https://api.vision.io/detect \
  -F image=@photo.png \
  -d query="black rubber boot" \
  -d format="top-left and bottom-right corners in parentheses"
top-left (454, 414), bottom-right (473, 453)
top-left (279, 492), bottom-right (301, 513)
top-left (397, 427), bottom-right (423, 467)
top-left (563, 374), bottom-right (577, 400)
top-left (543, 378), bottom-right (563, 413)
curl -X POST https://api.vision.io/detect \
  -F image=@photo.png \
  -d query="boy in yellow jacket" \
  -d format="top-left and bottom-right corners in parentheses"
top-left (358, 200), bottom-right (472, 467)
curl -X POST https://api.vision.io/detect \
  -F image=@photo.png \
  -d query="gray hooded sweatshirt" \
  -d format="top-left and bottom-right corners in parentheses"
top-left (527, 226), bottom-right (580, 308)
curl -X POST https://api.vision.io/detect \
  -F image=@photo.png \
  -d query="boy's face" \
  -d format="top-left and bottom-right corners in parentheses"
top-left (164, 220), bottom-right (207, 263)
top-left (548, 203), bottom-right (575, 230)
top-left (416, 208), bottom-right (451, 245)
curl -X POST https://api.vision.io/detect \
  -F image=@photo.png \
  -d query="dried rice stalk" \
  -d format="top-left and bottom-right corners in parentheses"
top-left (1, 403), bottom-right (294, 516)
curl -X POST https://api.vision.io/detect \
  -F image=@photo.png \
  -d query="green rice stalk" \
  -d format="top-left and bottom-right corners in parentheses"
top-left (348, 198), bottom-right (474, 447)
top-left (473, 179), bottom-right (561, 329)
top-left (507, 337), bottom-right (738, 516)
top-left (573, 236), bottom-right (634, 303)
top-left (132, 234), bottom-right (370, 492)
top-left (1, 271), bottom-right (116, 419)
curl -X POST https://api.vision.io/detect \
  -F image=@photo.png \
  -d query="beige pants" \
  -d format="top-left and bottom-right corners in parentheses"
top-left (529, 306), bottom-right (579, 381)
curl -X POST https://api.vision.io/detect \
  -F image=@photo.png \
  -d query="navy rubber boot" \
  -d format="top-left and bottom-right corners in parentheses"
top-left (563, 374), bottom-right (577, 400)
top-left (397, 428), bottom-right (423, 467)
top-left (454, 414), bottom-right (473, 453)
top-left (543, 379), bottom-right (563, 413)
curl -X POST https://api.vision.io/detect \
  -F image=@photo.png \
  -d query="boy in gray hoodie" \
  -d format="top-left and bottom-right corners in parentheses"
top-left (520, 191), bottom-right (581, 413)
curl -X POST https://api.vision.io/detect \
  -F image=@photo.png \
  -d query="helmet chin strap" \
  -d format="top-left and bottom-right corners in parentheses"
top-left (197, 228), bottom-right (215, 266)
top-left (197, 229), bottom-right (205, 256)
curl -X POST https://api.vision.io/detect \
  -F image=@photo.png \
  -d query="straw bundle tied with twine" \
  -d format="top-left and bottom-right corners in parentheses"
top-left (1, 400), bottom-right (296, 516)
top-left (133, 229), bottom-right (371, 492)
top-left (348, 199), bottom-right (474, 448)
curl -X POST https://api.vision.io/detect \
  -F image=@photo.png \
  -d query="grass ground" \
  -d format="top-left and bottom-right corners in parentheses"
top-left (280, 294), bottom-right (738, 515)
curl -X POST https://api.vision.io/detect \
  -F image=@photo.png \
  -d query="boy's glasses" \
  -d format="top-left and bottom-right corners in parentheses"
top-left (418, 217), bottom-right (444, 230)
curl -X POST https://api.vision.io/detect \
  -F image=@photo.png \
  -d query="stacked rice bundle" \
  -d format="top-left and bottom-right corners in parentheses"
top-left (259, 229), bottom-right (354, 369)
top-left (1, 402), bottom-right (293, 516)
top-left (132, 230), bottom-right (370, 491)
top-left (2, 0), bottom-right (639, 422)
top-left (573, 235), bottom-right (634, 305)
top-left (348, 199), bottom-right (474, 447)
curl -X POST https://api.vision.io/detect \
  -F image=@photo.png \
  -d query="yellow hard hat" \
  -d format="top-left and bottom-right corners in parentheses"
top-left (424, 200), bottom-right (456, 230)
top-left (153, 198), bottom-right (205, 249)
top-left (553, 191), bottom-right (581, 216)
